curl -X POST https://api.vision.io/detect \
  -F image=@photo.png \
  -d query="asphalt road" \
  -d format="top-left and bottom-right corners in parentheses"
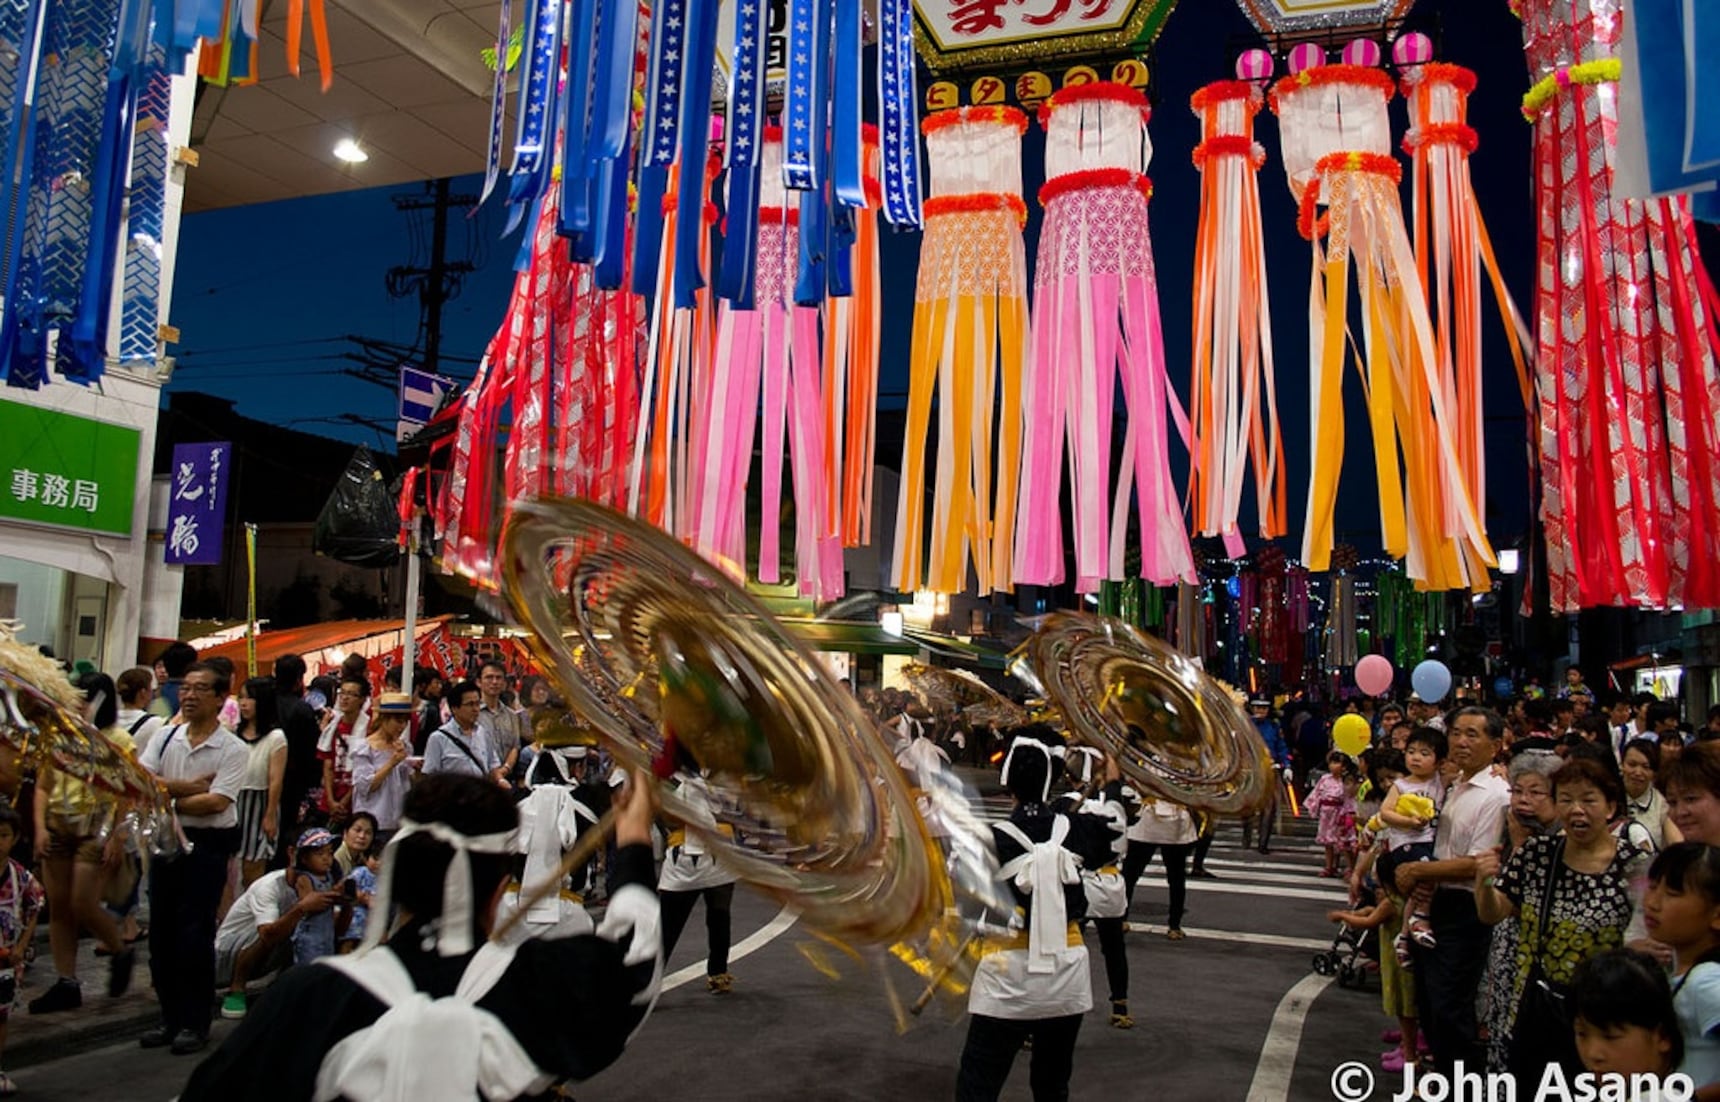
top-left (14, 824), bottom-right (1410, 1101)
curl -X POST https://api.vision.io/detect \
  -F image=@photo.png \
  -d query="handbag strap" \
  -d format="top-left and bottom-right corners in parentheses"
top-left (1532, 837), bottom-right (1566, 965)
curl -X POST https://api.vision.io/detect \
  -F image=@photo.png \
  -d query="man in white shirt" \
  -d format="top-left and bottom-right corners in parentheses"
top-left (1396, 707), bottom-right (1510, 1073)
top-left (136, 660), bottom-right (250, 1055)
top-left (422, 680), bottom-right (507, 786)
top-left (476, 662), bottom-right (526, 783)
top-left (1607, 695), bottom-right (1640, 761)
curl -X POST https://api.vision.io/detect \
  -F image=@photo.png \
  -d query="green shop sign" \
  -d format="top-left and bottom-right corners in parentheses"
top-left (0, 400), bottom-right (140, 537)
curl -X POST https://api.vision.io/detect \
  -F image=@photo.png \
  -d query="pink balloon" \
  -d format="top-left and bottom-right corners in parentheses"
top-left (1342, 39), bottom-right (1382, 68)
top-left (1355, 654), bottom-right (1395, 697)
top-left (1392, 32), bottom-right (1435, 68)
top-left (1287, 43), bottom-right (1325, 76)
top-left (1235, 49), bottom-right (1274, 83)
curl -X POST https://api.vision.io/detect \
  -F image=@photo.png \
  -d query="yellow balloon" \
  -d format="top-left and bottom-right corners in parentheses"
top-left (1332, 714), bottom-right (1372, 757)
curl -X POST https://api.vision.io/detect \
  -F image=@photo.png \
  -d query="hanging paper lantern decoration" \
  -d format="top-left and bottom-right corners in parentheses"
top-left (1235, 49), bottom-right (1275, 84)
top-left (1270, 58), bottom-right (1494, 591)
top-left (892, 106), bottom-right (1030, 596)
top-left (1512, 0), bottom-right (1720, 611)
top-left (1015, 83), bottom-right (1193, 594)
top-left (1392, 31), bottom-right (1434, 67)
top-left (1188, 78), bottom-right (1286, 558)
top-left (1341, 39), bottom-right (1382, 68)
top-left (1285, 43), bottom-right (1324, 75)
top-left (1399, 56), bottom-right (1534, 593)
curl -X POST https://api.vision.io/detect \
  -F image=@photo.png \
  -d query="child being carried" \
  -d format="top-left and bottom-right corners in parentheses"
top-left (1374, 728), bottom-right (1447, 965)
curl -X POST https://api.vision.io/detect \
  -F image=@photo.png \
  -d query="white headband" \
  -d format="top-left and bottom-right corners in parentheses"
top-left (358, 817), bottom-right (519, 958)
top-left (1000, 737), bottom-right (1064, 803)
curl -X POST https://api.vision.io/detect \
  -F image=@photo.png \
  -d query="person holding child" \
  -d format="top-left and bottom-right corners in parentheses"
top-left (216, 830), bottom-right (350, 1021)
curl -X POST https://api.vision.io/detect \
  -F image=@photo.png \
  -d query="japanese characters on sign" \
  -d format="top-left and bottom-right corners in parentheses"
top-left (0, 400), bottom-right (140, 537)
top-left (913, 0), bottom-right (1177, 73)
top-left (165, 442), bottom-right (232, 566)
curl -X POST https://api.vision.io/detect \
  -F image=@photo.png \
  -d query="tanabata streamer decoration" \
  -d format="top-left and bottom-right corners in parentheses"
top-left (439, 145), bottom-right (645, 583)
top-left (1188, 60), bottom-right (1286, 558)
top-left (1015, 82), bottom-right (1193, 594)
top-left (688, 127), bottom-right (880, 599)
top-left (893, 106), bottom-right (1029, 597)
top-left (1513, 0), bottom-right (1720, 611)
top-left (1271, 53), bottom-right (1494, 592)
top-left (1396, 38), bottom-right (1534, 588)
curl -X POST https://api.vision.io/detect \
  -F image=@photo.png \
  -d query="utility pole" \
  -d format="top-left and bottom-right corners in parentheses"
top-left (387, 178), bottom-right (477, 376)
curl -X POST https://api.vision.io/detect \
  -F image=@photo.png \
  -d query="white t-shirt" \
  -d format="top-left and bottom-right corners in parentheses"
top-left (215, 869), bottom-right (295, 955)
top-left (1432, 768), bottom-right (1510, 892)
top-left (116, 708), bottom-right (165, 759)
top-left (1127, 793), bottom-right (1196, 846)
top-left (238, 728), bottom-right (287, 790)
top-left (1677, 961), bottom-right (1720, 1089)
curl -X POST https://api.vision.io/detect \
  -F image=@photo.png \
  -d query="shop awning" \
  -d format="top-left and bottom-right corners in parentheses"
top-left (195, 616), bottom-right (453, 669)
top-left (903, 630), bottom-right (1011, 671)
top-left (779, 620), bottom-right (920, 657)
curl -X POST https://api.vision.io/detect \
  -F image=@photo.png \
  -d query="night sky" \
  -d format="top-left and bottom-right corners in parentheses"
top-left (170, 0), bottom-right (1547, 555)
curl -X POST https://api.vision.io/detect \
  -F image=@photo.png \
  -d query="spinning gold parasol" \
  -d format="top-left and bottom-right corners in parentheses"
top-left (500, 498), bottom-right (952, 946)
top-left (0, 630), bottom-right (163, 810)
top-left (897, 663), bottom-right (1029, 731)
top-left (1025, 612), bottom-right (1275, 815)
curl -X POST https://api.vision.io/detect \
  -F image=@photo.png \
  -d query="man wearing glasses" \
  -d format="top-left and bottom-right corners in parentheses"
top-left (423, 681), bottom-right (508, 787)
top-left (476, 662), bottom-right (525, 787)
top-left (136, 661), bottom-right (249, 1055)
top-left (315, 679), bottom-right (371, 822)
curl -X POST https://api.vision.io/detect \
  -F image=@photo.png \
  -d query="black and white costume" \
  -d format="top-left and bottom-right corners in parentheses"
top-left (957, 735), bottom-right (1119, 1102)
top-left (1056, 749), bottom-right (1137, 1027)
top-left (180, 815), bottom-right (662, 1101)
top-left (657, 774), bottom-right (739, 990)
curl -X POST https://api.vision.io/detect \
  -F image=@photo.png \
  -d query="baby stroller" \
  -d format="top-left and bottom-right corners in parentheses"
top-left (1312, 886), bottom-right (1378, 990)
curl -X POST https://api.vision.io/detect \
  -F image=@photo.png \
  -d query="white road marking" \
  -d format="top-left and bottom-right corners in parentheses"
top-left (662, 905), bottom-right (800, 992)
top-left (1133, 877), bottom-right (1349, 902)
top-left (1127, 924), bottom-right (1336, 952)
top-left (1154, 867), bottom-right (1353, 889)
top-left (1244, 972), bottom-right (1336, 1102)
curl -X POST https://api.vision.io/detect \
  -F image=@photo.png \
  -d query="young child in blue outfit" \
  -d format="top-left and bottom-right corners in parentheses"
top-left (289, 829), bottom-right (349, 966)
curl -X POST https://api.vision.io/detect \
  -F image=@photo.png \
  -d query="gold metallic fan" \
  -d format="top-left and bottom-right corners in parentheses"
top-left (898, 663), bottom-right (1029, 730)
top-left (0, 668), bottom-right (163, 809)
top-left (501, 498), bottom-right (951, 945)
top-left (1025, 612), bottom-right (1274, 815)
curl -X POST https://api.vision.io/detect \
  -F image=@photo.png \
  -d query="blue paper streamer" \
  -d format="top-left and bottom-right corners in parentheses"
top-left (830, 0), bottom-right (864, 209)
top-left (632, 0), bottom-right (688, 299)
top-left (0, 0), bottom-right (44, 386)
top-left (559, 0), bottom-right (597, 243)
top-left (5, 0), bottom-right (123, 387)
top-left (477, 0), bottom-right (510, 207)
top-left (120, 43), bottom-right (169, 364)
top-left (716, 0), bottom-right (766, 306)
top-left (782, 0), bottom-right (820, 191)
top-left (670, 0), bottom-right (719, 310)
top-left (592, 120), bottom-right (631, 289)
top-left (504, 0), bottom-right (563, 236)
top-left (877, 0), bottom-right (921, 228)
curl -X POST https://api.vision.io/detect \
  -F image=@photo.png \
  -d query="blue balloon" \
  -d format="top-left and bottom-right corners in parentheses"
top-left (1412, 660), bottom-right (1453, 703)
top-left (1493, 676), bottom-right (1515, 700)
